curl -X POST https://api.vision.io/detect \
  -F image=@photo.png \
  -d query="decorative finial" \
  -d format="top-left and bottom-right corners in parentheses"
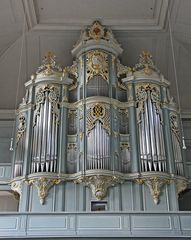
top-left (89, 21), bottom-right (105, 40)
top-left (36, 51), bottom-right (62, 76)
top-left (75, 21), bottom-right (119, 45)
top-left (134, 50), bottom-right (159, 75)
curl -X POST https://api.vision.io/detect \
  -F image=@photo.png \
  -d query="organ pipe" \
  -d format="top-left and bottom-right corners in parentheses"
top-left (87, 121), bottom-right (110, 170)
top-left (13, 114), bottom-right (26, 177)
top-left (170, 113), bottom-right (184, 176)
top-left (136, 85), bottom-right (167, 172)
top-left (31, 85), bottom-right (60, 173)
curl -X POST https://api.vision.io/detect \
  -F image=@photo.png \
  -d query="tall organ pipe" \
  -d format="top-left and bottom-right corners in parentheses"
top-left (13, 114), bottom-right (26, 177)
top-left (87, 121), bottom-right (110, 170)
top-left (170, 114), bottom-right (184, 176)
top-left (137, 86), bottom-right (167, 172)
top-left (31, 86), bottom-right (60, 173)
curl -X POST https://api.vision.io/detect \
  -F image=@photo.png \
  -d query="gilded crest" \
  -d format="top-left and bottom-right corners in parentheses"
top-left (86, 50), bottom-right (108, 82)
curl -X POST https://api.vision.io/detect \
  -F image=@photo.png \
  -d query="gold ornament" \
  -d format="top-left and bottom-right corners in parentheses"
top-left (133, 50), bottom-right (159, 75)
top-left (36, 52), bottom-right (62, 76)
top-left (135, 176), bottom-right (170, 204)
top-left (86, 50), bottom-right (108, 82)
top-left (27, 177), bottom-right (61, 205)
top-left (75, 175), bottom-right (123, 200)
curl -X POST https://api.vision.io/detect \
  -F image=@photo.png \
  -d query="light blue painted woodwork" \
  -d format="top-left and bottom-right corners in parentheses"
top-left (0, 212), bottom-right (190, 238)
top-left (0, 163), bottom-right (11, 180)
top-left (142, 184), bottom-right (169, 211)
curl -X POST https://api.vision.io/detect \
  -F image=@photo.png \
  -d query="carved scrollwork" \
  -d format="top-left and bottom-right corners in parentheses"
top-left (175, 178), bottom-right (188, 196)
top-left (16, 114), bottom-right (26, 143)
top-left (86, 103), bottom-right (110, 134)
top-left (136, 84), bottom-right (162, 124)
top-left (63, 61), bottom-right (78, 91)
top-left (75, 175), bottom-right (123, 200)
top-left (135, 177), bottom-right (170, 204)
top-left (170, 113), bottom-right (181, 143)
top-left (75, 21), bottom-right (120, 47)
top-left (33, 85), bottom-right (60, 126)
top-left (86, 50), bottom-right (108, 82)
top-left (27, 177), bottom-right (61, 205)
top-left (36, 52), bottom-right (62, 76)
top-left (116, 59), bottom-right (132, 81)
top-left (133, 50), bottom-right (159, 75)
top-left (10, 179), bottom-right (24, 196)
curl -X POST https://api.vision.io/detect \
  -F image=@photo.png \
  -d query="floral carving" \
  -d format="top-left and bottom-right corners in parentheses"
top-left (27, 177), bottom-right (61, 204)
top-left (136, 177), bottom-right (170, 204)
top-left (75, 175), bottom-right (123, 200)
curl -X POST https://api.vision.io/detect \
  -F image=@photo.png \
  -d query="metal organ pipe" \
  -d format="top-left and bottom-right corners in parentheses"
top-left (170, 114), bottom-right (184, 176)
top-left (31, 86), bottom-right (59, 173)
top-left (137, 86), bottom-right (167, 172)
top-left (87, 121), bottom-right (110, 170)
top-left (13, 115), bottom-right (26, 178)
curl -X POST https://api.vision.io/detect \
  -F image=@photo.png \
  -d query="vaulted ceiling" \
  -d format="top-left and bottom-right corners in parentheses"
top-left (0, 0), bottom-right (191, 119)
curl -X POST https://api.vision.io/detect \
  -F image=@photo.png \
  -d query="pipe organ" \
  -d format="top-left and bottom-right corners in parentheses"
top-left (11, 21), bottom-right (188, 208)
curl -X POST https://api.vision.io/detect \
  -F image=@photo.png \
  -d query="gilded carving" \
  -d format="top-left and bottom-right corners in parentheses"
top-left (116, 60), bottom-right (132, 78)
top-left (86, 103), bottom-right (110, 134)
top-left (133, 50), bottom-right (159, 75)
top-left (75, 21), bottom-right (120, 46)
top-left (135, 177), bottom-right (170, 204)
top-left (27, 177), bottom-right (61, 205)
top-left (36, 52), bottom-right (62, 76)
top-left (86, 50), bottom-right (108, 82)
top-left (11, 180), bottom-right (23, 196)
top-left (175, 178), bottom-right (188, 197)
top-left (34, 85), bottom-right (60, 126)
top-left (89, 21), bottom-right (105, 40)
top-left (75, 175), bottom-right (123, 200)
top-left (136, 84), bottom-right (162, 124)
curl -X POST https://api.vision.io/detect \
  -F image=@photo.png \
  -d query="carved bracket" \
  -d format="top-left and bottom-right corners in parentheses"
top-left (74, 175), bottom-right (124, 200)
top-left (10, 179), bottom-right (24, 198)
top-left (27, 177), bottom-right (61, 205)
top-left (175, 178), bottom-right (188, 197)
top-left (135, 177), bottom-right (170, 204)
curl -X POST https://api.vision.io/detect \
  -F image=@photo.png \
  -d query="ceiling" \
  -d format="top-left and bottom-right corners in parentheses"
top-left (0, 0), bottom-right (191, 119)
